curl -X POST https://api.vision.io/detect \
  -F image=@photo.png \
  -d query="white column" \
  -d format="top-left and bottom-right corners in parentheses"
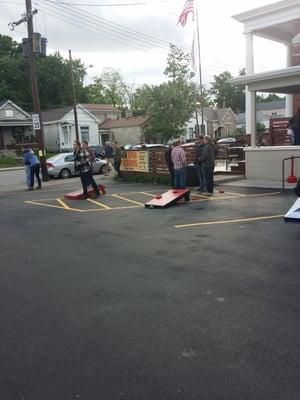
top-left (286, 43), bottom-right (294, 117)
top-left (245, 33), bottom-right (256, 146)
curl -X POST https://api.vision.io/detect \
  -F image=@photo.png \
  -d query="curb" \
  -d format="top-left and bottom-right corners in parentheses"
top-left (0, 166), bottom-right (24, 172)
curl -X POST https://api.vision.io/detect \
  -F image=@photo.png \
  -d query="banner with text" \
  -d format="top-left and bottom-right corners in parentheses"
top-left (120, 151), bottom-right (149, 173)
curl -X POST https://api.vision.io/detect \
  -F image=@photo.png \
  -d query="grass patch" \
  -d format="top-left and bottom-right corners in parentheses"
top-left (0, 157), bottom-right (18, 168)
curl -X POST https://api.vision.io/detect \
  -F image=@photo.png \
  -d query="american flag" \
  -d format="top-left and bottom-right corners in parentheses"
top-left (177, 0), bottom-right (194, 27)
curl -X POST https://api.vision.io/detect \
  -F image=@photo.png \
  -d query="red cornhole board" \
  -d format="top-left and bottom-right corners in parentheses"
top-left (64, 184), bottom-right (106, 200)
top-left (145, 189), bottom-right (190, 208)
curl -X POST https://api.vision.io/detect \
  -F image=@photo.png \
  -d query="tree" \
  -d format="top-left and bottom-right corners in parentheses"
top-left (131, 44), bottom-right (196, 142)
top-left (0, 34), bottom-right (89, 110)
top-left (210, 70), bottom-right (245, 113)
top-left (257, 93), bottom-right (285, 103)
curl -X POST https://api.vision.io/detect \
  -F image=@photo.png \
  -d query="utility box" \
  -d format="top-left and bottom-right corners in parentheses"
top-left (41, 37), bottom-right (47, 57)
top-left (32, 32), bottom-right (41, 54)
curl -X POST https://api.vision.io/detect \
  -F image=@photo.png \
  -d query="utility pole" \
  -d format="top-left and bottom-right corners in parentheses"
top-left (69, 49), bottom-right (79, 141)
top-left (25, 0), bottom-right (48, 181)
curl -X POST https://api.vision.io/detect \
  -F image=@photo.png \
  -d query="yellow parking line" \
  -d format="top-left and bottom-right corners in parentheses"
top-left (25, 200), bottom-right (83, 212)
top-left (80, 205), bottom-right (142, 212)
top-left (87, 198), bottom-right (111, 209)
top-left (56, 198), bottom-right (71, 209)
top-left (175, 214), bottom-right (284, 229)
top-left (112, 194), bottom-right (145, 206)
top-left (191, 191), bottom-right (280, 203)
top-left (223, 191), bottom-right (246, 197)
top-left (139, 191), bottom-right (156, 197)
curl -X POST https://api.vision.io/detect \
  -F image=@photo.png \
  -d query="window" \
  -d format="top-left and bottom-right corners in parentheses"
top-left (65, 155), bottom-right (75, 162)
top-left (62, 125), bottom-right (70, 145)
top-left (5, 109), bottom-right (13, 118)
top-left (80, 126), bottom-right (90, 142)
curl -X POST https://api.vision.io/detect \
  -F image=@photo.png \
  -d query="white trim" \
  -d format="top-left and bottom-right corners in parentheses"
top-left (231, 65), bottom-right (300, 85)
top-left (0, 100), bottom-right (32, 119)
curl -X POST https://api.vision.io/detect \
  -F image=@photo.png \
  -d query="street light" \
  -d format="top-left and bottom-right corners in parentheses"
top-left (195, 101), bottom-right (201, 137)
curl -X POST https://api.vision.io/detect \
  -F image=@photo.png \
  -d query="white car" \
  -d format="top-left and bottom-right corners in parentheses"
top-left (217, 138), bottom-right (237, 145)
top-left (46, 152), bottom-right (108, 179)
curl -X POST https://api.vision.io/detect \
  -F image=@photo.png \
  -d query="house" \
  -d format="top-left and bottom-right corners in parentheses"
top-left (186, 107), bottom-right (237, 139)
top-left (99, 116), bottom-right (149, 146)
top-left (80, 104), bottom-right (121, 124)
top-left (42, 105), bottom-right (100, 152)
top-left (0, 100), bottom-right (34, 150)
top-left (237, 99), bottom-right (286, 130)
top-left (231, 0), bottom-right (300, 182)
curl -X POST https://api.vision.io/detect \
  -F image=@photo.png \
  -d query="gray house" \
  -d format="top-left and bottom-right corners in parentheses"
top-left (0, 100), bottom-right (34, 150)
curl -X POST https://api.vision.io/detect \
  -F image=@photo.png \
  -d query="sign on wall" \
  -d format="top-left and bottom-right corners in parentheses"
top-left (120, 151), bottom-right (149, 172)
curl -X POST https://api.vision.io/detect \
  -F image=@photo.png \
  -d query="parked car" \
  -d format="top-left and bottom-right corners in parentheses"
top-left (91, 145), bottom-right (105, 158)
top-left (46, 152), bottom-right (108, 179)
top-left (217, 138), bottom-right (237, 145)
top-left (124, 144), bottom-right (169, 150)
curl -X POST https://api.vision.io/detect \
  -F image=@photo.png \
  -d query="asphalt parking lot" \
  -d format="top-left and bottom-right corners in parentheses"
top-left (0, 179), bottom-right (299, 400)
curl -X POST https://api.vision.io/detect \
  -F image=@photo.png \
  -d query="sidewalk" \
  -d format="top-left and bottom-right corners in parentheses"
top-left (0, 166), bottom-right (24, 172)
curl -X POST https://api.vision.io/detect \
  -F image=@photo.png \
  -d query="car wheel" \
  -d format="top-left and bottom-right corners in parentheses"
top-left (59, 168), bottom-right (71, 179)
top-left (100, 165), bottom-right (108, 175)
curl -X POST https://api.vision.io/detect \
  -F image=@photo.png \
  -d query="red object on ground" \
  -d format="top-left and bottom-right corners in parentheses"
top-left (64, 184), bottom-right (106, 200)
top-left (145, 189), bottom-right (190, 208)
top-left (287, 157), bottom-right (297, 184)
top-left (219, 188), bottom-right (225, 193)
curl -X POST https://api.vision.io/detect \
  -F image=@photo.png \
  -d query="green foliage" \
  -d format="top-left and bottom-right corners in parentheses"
top-left (86, 67), bottom-right (128, 108)
top-left (132, 44), bottom-right (195, 143)
top-left (0, 35), bottom-right (88, 110)
top-left (210, 70), bottom-right (245, 113)
top-left (256, 121), bottom-right (266, 134)
top-left (257, 93), bottom-right (284, 103)
top-left (0, 157), bottom-right (18, 168)
top-left (120, 173), bottom-right (169, 185)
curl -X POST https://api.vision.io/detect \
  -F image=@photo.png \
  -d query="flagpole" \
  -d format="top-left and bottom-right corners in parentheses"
top-left (195, 0), bottom-right (204, 133)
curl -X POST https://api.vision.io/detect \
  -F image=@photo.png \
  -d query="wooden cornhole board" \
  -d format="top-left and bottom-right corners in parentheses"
top-left (145, 189), bottom-right (190, 209)
top-left (64, 184), bottom-right (106, 200)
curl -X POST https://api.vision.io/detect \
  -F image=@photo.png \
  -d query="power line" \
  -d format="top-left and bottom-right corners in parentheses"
top-left (35, 2), bottom-right (172, 55)
top-left (36, 0), bottom-right (177, 6)
top-left (39, 0), bottom-right (187, 51)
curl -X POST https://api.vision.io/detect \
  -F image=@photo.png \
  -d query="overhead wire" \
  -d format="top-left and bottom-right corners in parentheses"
top-left (39, 0), bottom-right (186, 52)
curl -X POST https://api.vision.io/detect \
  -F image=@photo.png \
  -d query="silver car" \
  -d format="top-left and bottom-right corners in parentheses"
top-left (46, 152), bottom-right (108, 179)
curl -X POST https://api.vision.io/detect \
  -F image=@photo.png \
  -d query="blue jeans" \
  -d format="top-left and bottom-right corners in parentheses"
top-left (174, 167), bottom-right (187, 189)
top-left (196, 164), bottom-right (206, 189)
top-left (25, 165), bottom-right (31, 188)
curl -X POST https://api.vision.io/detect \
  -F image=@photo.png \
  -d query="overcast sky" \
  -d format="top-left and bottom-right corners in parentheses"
top-left (1, 0), bottom-right (287, 88)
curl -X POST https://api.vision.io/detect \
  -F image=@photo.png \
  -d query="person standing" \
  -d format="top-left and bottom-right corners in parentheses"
top-left (165, 144), bottom-right (174, 188)
top-left (104, 141), bottom-right (114, 175)
top-left (197, 135), bottom-right (215, 196)
top-left (292, 109), bottom-right (300, 145)
top-left (113, 141), bottom-right (122, 179)
top-left (194, 135), bottom-right (206, 191)
top-left (74, 141), bottom-right (100, 200)
top-left (24, 148), bottom-right (42, 191)
top-left (171, 140), bottom-right (187, 189)
top-left (23, 145), bottom-right (32, 189)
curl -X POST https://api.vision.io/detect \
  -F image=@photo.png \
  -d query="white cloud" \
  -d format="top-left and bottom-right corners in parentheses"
top-left (1, 0), bottom-right (288, 87)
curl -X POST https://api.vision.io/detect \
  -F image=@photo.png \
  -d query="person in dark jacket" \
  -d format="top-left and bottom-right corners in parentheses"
top-left (74, 141), bottom-right (100, 200)
top-left (197, 135), bottom-right (215, 196)
top-left (165, 144), bottom-right (175, 188)
top-left (113, 141), bottom-right (122, 178)
top-left (292, 109), bottom-right (300, 145)
top-left (194, 135), bottom-right (206, 191)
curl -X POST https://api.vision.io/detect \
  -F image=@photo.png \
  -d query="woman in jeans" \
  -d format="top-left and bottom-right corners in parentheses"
top-left (171, 140), bottom-right (187, 189)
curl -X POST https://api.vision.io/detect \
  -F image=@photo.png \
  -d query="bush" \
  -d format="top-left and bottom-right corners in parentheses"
top-left (0, 157), bottom-right (18, 168)
top-left (118, 173), bottom-right (170, 185)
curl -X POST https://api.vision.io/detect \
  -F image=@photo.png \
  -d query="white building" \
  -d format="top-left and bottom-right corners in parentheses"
top-left (231, 0), bottom-right (300, 182)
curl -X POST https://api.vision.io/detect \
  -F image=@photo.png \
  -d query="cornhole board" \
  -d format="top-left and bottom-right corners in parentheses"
top-left (64, 184), bottom-right (106, 200)
top-left (284, 198), bottom-right (300, 222)
top-left (145, 189), bottom-right (190, 209)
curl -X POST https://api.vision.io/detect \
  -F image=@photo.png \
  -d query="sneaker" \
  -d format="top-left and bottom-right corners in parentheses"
top-left (202, 191), bottom-right (213, 196)
top-left (36, 186), bottom-right (42, 190)
top-left (26, 187), bottom-right (34, 191)
top-left (80, 195), bottom-right (88, 200)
